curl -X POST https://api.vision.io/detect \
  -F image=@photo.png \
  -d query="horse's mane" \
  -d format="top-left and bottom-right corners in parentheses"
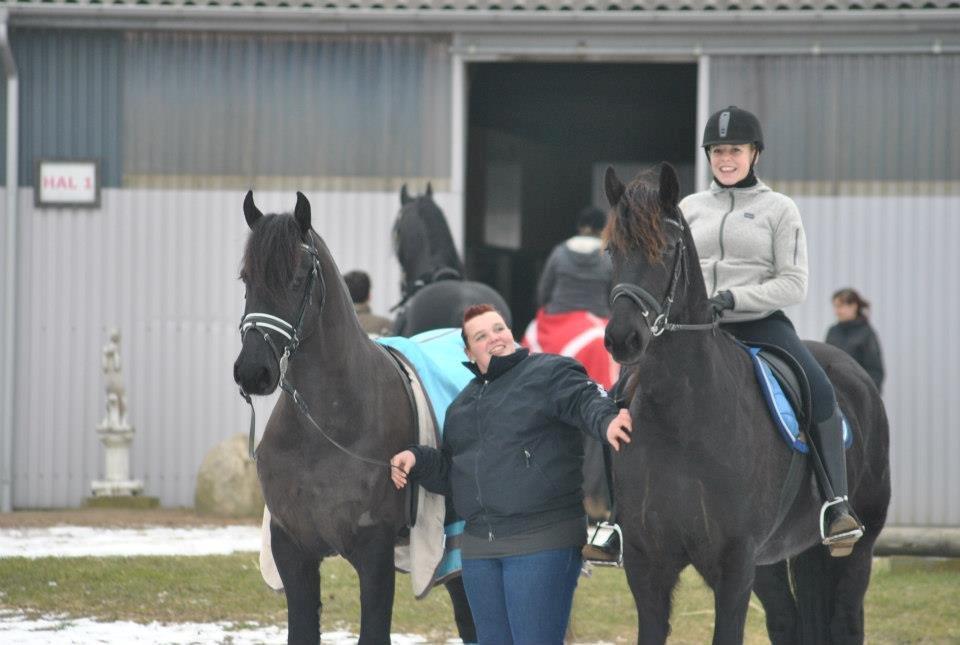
top-left (395, 197), bottom-right (464, 275)
top-left (239, 213), bottom-right (304, 298)
top-left (602, 167), bottom-right (673, 263)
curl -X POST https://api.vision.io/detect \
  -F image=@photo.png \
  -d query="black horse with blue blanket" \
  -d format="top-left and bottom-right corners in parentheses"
top-left (233, 192), bottom-right (475, 644)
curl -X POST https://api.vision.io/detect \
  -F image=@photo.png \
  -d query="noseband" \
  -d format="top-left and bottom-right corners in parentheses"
top-left (610, 219), bottom-right (717, 337)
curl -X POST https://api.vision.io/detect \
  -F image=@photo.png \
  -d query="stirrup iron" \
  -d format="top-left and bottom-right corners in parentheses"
top-left (584, 521), bottom-right (623, 567)
top-left (819, 496), bottom-right (864, 545)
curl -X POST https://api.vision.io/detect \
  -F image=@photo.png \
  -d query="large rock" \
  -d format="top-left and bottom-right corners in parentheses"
top-left (194, 433), bottom-right (263, 517)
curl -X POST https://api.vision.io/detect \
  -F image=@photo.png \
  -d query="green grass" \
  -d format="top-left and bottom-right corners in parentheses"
top-left (0, 555), bottom-right (957, 642)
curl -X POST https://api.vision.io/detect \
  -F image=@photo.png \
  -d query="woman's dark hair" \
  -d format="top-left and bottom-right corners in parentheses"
top-left (577, 206), bottom-right (607, 234)
top-left (461, 303), bottom-right (505, 345)
top-left (832, 287), bottom-right (871, 318)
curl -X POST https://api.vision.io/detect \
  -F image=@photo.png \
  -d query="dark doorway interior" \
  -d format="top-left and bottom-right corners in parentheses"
top-left (465, 62), bottom-right (697, 335)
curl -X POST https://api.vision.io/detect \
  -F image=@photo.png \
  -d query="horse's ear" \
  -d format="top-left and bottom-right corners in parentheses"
top-left (400, 184), bottom-right (412, 205)
top-left (658, 162), bottom-right (681, 210)
top-left (243, 190), bottom-right (263, 229)
top-left (425, 182), bottom-right (433, 198)
top-left (604, 166), bottom-right (625, 207)
top-left (294, 191), bottom-right (311, 235)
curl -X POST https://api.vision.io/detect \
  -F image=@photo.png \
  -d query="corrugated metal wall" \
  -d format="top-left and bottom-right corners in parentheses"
top-left (2, 27), bottom-right (457, 508)
top-left (710, 54), bottom-right (960, 526)
top-left (1, 29), bottom-right (124, 186)
top-left (7, 186), bottom-right (461, 507)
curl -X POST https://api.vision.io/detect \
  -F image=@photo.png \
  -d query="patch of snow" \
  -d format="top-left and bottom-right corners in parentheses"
top-left (0, 526), bottom-right (260, 558)
top-left (0, 610), bottom-right (451, 644)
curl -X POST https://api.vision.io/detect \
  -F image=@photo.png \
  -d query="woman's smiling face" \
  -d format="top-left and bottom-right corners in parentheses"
top-left (709, 143), bottom-right (757, 186)
top-left (463, 311), bottom-right (515, 374)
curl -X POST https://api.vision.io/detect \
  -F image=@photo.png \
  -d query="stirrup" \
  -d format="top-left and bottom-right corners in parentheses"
top-left (583, 522), bottom-right (623, 567)
top-left (819, 496), bottom-right (864, 545)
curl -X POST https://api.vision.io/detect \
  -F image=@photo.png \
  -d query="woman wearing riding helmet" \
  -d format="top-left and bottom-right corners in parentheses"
top-left (680, 106), bottom-right (863, 557)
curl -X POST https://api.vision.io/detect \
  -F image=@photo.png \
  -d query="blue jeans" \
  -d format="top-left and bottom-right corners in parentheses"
top-left (460, 547), bottom-right (582, 645)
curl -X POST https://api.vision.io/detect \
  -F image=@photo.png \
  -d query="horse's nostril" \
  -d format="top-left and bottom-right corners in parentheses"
top-left (256, 367), bottom-right (271, 391)
top-left (627, 329), bottom-right (642, 352)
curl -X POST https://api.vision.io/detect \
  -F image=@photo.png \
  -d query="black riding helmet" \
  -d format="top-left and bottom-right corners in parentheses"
top-left (701, 106), bottom-right (764, 152)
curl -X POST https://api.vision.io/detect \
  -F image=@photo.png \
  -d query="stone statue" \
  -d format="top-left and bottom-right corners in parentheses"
top-left (91, 327), bottom-right (143, 497)
top-left (101, 328), bottom-right (127, 427)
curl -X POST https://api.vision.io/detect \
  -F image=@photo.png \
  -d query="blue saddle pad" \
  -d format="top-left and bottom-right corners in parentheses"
top-left (745, 346), bottom-right (852, 454)
top-left (378, 329), bottom-right (473, 583)
top-left (378, 328), bottom-right (473, 430)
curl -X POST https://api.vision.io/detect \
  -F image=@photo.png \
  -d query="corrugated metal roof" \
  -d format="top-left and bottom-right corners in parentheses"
top-left (5, 0), bottom-right (958, 12)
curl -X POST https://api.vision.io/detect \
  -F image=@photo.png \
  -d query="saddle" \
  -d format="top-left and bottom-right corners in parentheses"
top-left (741, 341), bottom-right (852, 453)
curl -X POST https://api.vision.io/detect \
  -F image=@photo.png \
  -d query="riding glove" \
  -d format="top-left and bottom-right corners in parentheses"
top-left (708, 290), bottom-right (735, 318)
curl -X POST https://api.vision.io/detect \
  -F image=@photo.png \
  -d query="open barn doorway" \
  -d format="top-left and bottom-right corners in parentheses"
top-left (464, 62), bottom-right (698, 333)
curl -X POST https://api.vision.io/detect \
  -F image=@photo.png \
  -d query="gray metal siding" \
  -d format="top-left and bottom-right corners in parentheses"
top-left (708, 54), bottom-right (960, 187)
top-left (1, 28), bottom-right (124, 187)
top-left (709, 54), bottom-right (960, 526)
top-left (788, 196), bottom-right (960, 527)
top-left (8, 186), bottom-right (461, 508)
top-left (120, 31), bottom-right (451, 189)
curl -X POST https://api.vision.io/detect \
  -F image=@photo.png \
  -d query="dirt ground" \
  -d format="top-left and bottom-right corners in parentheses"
top-left (0, 508), bottom-right (260, 529)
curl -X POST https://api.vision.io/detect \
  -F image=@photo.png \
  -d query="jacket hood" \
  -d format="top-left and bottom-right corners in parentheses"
top-left (561, 237), bottom-right (606, 267)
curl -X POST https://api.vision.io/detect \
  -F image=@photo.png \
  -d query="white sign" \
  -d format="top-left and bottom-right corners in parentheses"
top-left (36, 160), bottom-right (100, 208)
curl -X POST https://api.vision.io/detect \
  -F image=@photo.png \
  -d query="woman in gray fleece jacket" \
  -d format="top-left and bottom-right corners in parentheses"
top-left (680, 106), bottom-right (863, 556)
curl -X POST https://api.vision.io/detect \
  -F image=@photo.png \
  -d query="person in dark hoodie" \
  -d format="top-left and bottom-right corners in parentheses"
top-left (390, 303), bottom-right (632, 645)
top-left (826, 288), bottom-right (885, 392)
top-left (537, 205), bottom-right (612, 317)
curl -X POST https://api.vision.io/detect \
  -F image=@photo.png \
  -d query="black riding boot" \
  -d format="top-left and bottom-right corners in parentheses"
top-left (810, 406), bottom-right (864, 557)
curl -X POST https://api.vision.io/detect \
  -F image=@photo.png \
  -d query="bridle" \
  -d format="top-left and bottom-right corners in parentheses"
top-left (609, 218), bottom-right (718, 337)
top-left (240, 243), bottom-right (325, 382)
top-left (237, 241), bottom-right (325, 459)
top-left (235, 239), bottom-right (407, 480)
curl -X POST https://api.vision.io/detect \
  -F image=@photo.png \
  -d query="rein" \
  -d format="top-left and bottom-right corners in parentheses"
top-left (610, 219), bottom-right (718, 336)
top-left (236, 241), bottom-right (401, 474)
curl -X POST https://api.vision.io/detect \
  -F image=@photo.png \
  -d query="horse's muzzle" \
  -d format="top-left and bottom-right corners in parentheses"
top-left (234, 350), bottom-right (279, 396)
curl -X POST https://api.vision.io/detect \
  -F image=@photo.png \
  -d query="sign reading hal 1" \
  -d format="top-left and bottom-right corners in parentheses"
top-left (36, 160), bottom-right (100, 208)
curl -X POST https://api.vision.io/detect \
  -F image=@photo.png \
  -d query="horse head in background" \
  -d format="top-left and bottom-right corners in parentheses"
top-left (602, 164), bottom-right (890, 645)
top-left (391, 184), bottom-right (512, 336)
top-left (395, 183), bottom-right (465, 297)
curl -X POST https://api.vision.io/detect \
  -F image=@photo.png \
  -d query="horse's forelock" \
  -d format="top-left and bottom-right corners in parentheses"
top-left (241, 213), bottom-right (304, 298)
top-left (602, 173), bottom-right (668, 263)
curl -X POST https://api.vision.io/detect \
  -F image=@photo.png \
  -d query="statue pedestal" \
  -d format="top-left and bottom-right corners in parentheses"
top-left (90, 421), bottom-right (144, 497)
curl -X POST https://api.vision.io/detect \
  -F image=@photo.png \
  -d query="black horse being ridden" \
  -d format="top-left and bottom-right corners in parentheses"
top-left (391, 184), bottom-right (511, 335)
top-left (601, 165), bottom-right (890, 645)
top-left (233, 192), bottom-right (473, 645)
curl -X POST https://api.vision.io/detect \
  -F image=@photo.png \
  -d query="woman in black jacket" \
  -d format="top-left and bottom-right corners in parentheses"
top-left (391, 303), bottom-right (632, 645)
top-left (826, 288), bottom-right (885, 393)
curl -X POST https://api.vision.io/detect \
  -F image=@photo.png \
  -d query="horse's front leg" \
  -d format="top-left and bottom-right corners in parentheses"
top-left (347, 529), bottom-right (397, 645)
top-left (624, 543), bottom-right (685, 645)
top-left (271, 522), bottom-right (322, 645)
top-left (707, 541), bottom-right (757, 645)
